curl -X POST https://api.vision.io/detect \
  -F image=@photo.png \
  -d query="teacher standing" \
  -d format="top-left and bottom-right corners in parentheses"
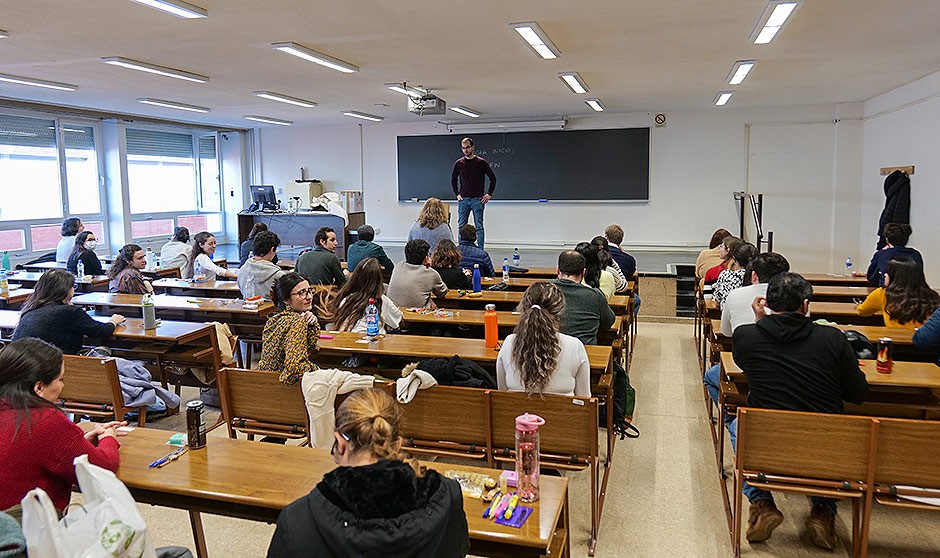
top-left (451, 137), bottom-right (496, 249)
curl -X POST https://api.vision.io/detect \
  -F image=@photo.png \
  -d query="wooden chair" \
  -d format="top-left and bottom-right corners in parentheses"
top-left (732, 408), bottom-right (878, 558)
top-left (488, 390), bottom-right (606, 556)
top-left (383, 383), bottom-right (491, 461)
top-left (59, 355), bottom-right (150, 427)
top-left (216, 367), bottom-right (310, 443)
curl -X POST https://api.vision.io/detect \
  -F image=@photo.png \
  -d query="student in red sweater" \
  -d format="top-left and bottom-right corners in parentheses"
top-left (0, 338), bottom-right (124, 514)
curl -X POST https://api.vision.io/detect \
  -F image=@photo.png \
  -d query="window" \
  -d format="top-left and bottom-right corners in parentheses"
top-left (126, 129), bottom-right (197, 214)
top-left (30, 221), bottom-right (104, 251)
top-left (64, 125), bottom-right (101, 215)
top-left (197, 135), bottom-right (220, 213)
top-left (0, 114), bottom-right (62, 221)
top-left (0, 230), bottom-right (26, 252)
top-left (131, 219), bottom-right (175, 239)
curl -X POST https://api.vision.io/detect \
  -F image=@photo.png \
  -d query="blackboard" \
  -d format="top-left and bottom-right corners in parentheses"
top-left (397, 128), bottom-right (650, 202)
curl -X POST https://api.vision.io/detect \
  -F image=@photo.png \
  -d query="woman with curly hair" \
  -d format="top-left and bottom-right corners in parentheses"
top-left (406, 197), bottom-right (453, 250)
top-left (496, 282), bottom-right (590, 397)
top-left (857, 257), bottom-right (940, 328)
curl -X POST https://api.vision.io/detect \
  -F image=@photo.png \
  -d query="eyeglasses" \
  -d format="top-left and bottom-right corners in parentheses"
top-left (291, 288), bottom-right (314, 298)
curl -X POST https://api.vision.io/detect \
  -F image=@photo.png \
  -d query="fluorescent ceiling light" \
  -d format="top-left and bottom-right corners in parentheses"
top-left (137, 98), bottom-right (210, 113)
top-left (253, 91), bottom-right (317, 108)
top-left (584, 99), bottom-right (605, 112)
top-left (271, 42), bottom-right (359, 73)
top-left (343, 111), bottom-right (383, 122)
top-left (128, 0), bottom-right (207, 18)
top-left (509, 22), bottom-right (560, 60)
top-left (443, 117), bottom-right (567, 133)
top-left (0, 73), bottom-right (77, 91)
top-left (727, 60), bottom-right (757, 85)
top-left (385, 82), bottom-right (427, 98)
top-left (0, 30), bottom-right (8, 39)
top-left (558, 72), bottom-right (588, 94)
top-left (714, 91), bottom-right (734, 106)
top-left (449, 105), bottom-right (481, 118)
top-left (244, 115), bottom-right (293, 126)
top-left (101, 57), bottom-right (208, 83)
top-left (750, 1), bottom-right (799, 44)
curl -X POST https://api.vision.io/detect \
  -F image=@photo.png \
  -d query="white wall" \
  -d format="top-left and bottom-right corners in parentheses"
top-left (862, 70), bottom-right (940, 285)
top-left (253, 102), bottom-right (865, 272)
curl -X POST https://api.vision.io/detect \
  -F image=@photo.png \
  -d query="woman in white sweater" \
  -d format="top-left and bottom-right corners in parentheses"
top-left (496, 282), bottom-right (591, 397)
top-left (187, 231), bottom-right (237, 281)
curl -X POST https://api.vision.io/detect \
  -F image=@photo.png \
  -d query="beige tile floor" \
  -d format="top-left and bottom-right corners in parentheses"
top-left (108, 322), bottom-right (939, 557)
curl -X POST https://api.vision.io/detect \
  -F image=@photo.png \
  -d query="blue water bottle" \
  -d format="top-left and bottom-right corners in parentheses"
top-left (365, 297), bottom-right (379, 338)
top-left (472, 264), bottom-right (482, 293)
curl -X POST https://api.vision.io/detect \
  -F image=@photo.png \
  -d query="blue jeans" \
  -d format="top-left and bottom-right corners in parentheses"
top-left (458, 197), bottom-right (485, 248)
top-left (704, 364), bottom-right (734, 427)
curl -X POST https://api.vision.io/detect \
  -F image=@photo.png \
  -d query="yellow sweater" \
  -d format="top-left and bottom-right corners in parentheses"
top-left (855, 287), bottom-right (926, 329)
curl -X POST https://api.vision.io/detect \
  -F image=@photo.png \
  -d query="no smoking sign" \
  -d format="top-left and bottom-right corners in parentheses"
top-left (654, 113), bottom-right (666, 127)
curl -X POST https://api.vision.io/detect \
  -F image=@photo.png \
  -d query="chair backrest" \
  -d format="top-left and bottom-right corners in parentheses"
top-left (875, 417), bottom-right (940, 489)
top-left (217, 368), bottom-right (308, 438)
top-left (736, 408), bottom-right (876, 482)
top-left (59, 355), bottom-right (125, 419)
top-left (488, 390), bottom-right (598, 465)
top-left (385, 384), bottom-right (489, 454)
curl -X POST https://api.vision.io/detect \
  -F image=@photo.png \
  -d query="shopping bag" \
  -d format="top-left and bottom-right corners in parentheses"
top-left (21, 455), bottom-right (157, 558)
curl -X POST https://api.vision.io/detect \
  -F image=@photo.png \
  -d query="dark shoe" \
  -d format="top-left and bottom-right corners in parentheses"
top-left (803, 503), bottom-right (836, 550)
top-left (746, 499), bottom-right (784, 543)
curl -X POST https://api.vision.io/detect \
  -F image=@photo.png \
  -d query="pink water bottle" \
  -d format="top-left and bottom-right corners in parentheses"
top-left (515, 413), bottom-right (545, 503)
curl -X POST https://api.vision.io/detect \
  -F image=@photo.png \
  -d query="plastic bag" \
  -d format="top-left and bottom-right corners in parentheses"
top-left (21, 454), bottom-right (157, 558)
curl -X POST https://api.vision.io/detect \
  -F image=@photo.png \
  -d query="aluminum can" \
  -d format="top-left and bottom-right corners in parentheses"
top-left (186, 400), bottom-right (207, 449)
top-left (876, 337), bottom-right (893, 374)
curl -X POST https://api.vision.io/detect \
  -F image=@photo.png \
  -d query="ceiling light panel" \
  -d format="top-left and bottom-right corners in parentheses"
top-left (0, 73), bottom-right (77, 91)
top-left (101, 57), bottom-right (208, 83)
top-left (509, 22), bottom-right (560, 60)
top-left (558, 72), bottom-right (588, 94)
top-left (271, 42), bottom-right (359, 73)
top-left (343, 111), bottom-right (383, 122)
top-left (727, 60), bottom-right (757, 85)
top-left (137, 98), bottom-right (210, 113)
top-left (244, 115), bottom-right (293, 126)
top-left (449, 105), bottom-right (481, 118)
top-left (128, 0), bottom-right (207, 18)
top-left (750, 1), bottom-right (799, 44)
top-left (0, 30), bottom-right (8, 39)
top-left (714, 91), bottom-right (734, 106)
top-left (584, 99), bottom-right (605, 112)
top-left (253, 91), bottom-right (317, 108)
top-left (385, 83), bottom-right (427, 98)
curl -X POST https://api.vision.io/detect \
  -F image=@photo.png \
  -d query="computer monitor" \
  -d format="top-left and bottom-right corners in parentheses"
top-left (249, 185), bottom-right (277, 210)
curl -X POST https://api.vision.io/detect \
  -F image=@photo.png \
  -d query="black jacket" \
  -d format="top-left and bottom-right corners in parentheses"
top-left (877, 170), bottom-right (911, 249)
top-left (12, 303), bottom-right (115, 355)
top-left (732, 312), bottom-right (869, 413)
top-left (267, 460), bottom-right (468, 558)
top-left (418, 356), bottom-right (497, 389)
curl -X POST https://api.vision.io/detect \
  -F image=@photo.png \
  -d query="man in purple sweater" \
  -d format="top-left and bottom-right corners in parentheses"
top-left (451, 137), bottom-right (497, 248)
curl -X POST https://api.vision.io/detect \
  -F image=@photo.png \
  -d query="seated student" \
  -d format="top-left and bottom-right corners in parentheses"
top-left (712, 242), bottom-right (759, 309)
top-left (238, 230), bottom-right (285, 299)
top-left (188, 232), bottom-right (238, 281)
top-left (604, 224), bottom-right (637, 277)
top-left (239, 222), bottom-right (278, 267)
top-left (321, 258), bottom-right (402, 334)
top-left (107, 244), bottom-right (154, 294)
top-left (696, 228), bottom-right (732, 279)
top-left (258, 273), bottom-right (320, 385)
top-left (497, 282), bottom-right (590, 397)
top-left (703, 235), bottom-right (743, 284)
top-left (856, 257), bottom-right (939, 328)
top-left (346, 224), bottom-right (394, 274)
top-left (575, 242), bottom-right (615, 300)
top-left (12, 269), bottom-right (124, 354)
top-left (407, 197), bottom-right (453, 250)
top-left (55, 217), bottom-right (83, 264)
top-left (913, 304), bottom-right (940, 364)
top-left (295, 226), bottom-right (347, 287)
top-left (66, 230), bottom-right (104, 276)
top-left (160, 226), bottom-right (193, 278)
top-left (431, 239), bottom-right (471, 290)
top-left (591, 236), bottom-right (629, 294)
top-left (550, 250), bottom-right (615, 346)
top-left (0, 338), bottom-right (124, 514)
top-left (456, 224), bottom-right (494, 276)
top-left (387, 239), bottom-right (448, 309)
top-left (267, 388), bottom-right (469, 558)
top-left (867, 222), bottom-right (924, 286)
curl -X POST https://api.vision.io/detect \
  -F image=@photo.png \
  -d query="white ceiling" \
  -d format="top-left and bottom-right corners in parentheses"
top-left (1, 0), bottom-right (939, 128)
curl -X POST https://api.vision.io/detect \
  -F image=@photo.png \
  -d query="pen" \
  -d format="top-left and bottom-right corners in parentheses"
top-left (491, 492), bottom-right (512, 520)
top-left (503, 493), bottom-right (520, 519)
top-left (483, 492), bottom-right (502, 518)
top-left (148, 447), bottom-right (188, 468)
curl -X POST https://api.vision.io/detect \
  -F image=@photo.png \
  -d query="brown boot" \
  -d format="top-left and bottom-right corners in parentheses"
top-left (803, 502), bottom-right (837, 550)
top-left (745, 499), bottom-right (784, 543)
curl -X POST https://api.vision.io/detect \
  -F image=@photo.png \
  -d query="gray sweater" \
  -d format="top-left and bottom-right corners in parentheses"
top-left (237, 258), bottom-right (285, 299)
top-left (387, 262), bottom-right (448, 308)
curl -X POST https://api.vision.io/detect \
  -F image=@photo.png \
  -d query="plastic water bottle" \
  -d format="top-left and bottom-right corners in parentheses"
top-left (142, 293), bottom-right (157, 330)
top-left (145, 247), bottom-right (155, 269)
top-left (845, 257), bottom-right (853, 275)
top-left (76, 259), bottom-right (85, 279)
top-left (0, 270), bottom-right (8, 298)
top-left (365, 297), bottom-right (379, 338)
top-left (1, 251), bottom-right (9, 271)
top-left (472, 264), bottom-right (482, 293)
top-left (512, 247), bottom-right (520, 268)
top-left (193, 259), bottom-right (205, 283)
top-left (154, 254), bottom-right (161, 269)
top-left (515, 413), bottom-right (546, 503)
top-left (502, 258), bottom-right (510, 283)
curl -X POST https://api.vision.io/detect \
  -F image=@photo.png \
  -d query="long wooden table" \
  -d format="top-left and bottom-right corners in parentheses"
top-left (153, 278), bottom-right (242, 298)
top-left (509, 267), bottom-right (557, 279)
top-left (705, 298), bottom-right (883, 326)
top-left (480, 275), bottom-right (634, 294)
top-left (24, 261), bottom-right (183, 279)
top-left (7, 270), bottom-right (110, 292)
top-left (105, 426), bottom-right (569, 558)
top-left (0, 288), bottom-right (33, 309)
top-left (439, 289), bottom-right (632, 316)
top-left (798, 272), bottom-right (870, 286)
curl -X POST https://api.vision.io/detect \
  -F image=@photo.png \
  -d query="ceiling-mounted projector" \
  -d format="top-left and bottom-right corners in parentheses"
top-left (408, 94), bottom-right (446, 116)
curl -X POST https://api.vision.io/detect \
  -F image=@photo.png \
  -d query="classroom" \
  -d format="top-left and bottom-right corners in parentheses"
top-left (1, 1), bottom-right (940, 557)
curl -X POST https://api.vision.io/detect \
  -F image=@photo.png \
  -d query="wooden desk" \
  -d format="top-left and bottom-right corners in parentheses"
top-left (23, 260), bottom-right (181, 279)
top-left (509, 267), bottom-right (557, 279)
top-left (0, 310), bottom-right (208, 343)
top-left (438, 289), bottom-right (632, 316)
top-left (810, 285), bottom-right (876, 302)
top-left (799, 273), bottom-right (870, 287)
top-left (0, 288), bottom-right (32, 309)
top-left (8, 271), bottom-right (110, 292)
top-left (109, 427), bottom-right (568, 558)
top-left (705, 299), bottom-right (883, 326)
top-left (153, 278), bottom-right (242, 298)
top-left (481, 275), bottom-right (634, 295)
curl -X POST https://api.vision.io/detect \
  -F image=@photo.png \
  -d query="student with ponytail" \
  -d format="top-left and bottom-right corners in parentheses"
top-left (267, 388), bottom-right (469, 558)
top-left (496, 282), bottom-right (591, 397)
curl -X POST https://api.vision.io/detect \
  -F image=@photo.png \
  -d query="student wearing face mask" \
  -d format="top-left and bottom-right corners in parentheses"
top-left (66, 230), bottom-right (104, 276)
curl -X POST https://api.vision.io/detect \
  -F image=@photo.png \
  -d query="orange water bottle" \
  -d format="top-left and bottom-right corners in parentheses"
top-left (484, 303), bottom-right (498, 348)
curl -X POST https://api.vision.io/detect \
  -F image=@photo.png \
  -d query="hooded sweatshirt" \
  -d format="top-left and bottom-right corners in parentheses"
top-left (267, 460), bottom-right (469, 558)
top-left (732, 312), bottom-right (869, 413)
top-left (237, 258), bottom-right (285, 299)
